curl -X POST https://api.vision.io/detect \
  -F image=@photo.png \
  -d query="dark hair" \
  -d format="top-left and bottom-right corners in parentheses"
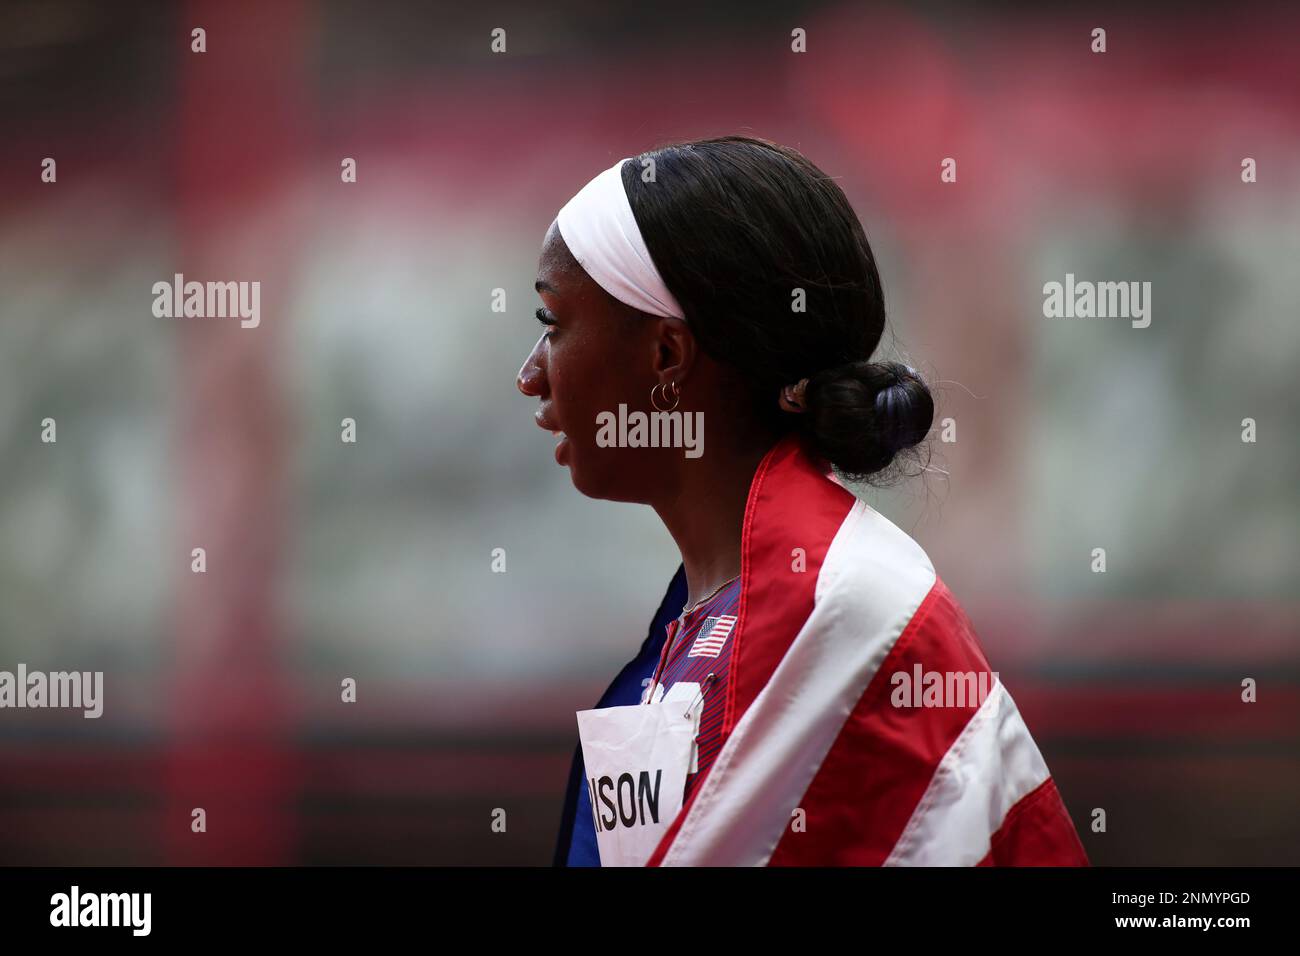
top-left (621, 135), bottom-right (934, 484)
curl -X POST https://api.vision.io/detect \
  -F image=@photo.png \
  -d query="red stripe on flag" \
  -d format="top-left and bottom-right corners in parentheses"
top-left (724, 435), bottom-right (856, 738)
top-left (648, 434), bottom-right (852, 866)
top-left (767, 577), bottom-right (989, 864)
top-left (976, 777), bottom-right (1090, 866)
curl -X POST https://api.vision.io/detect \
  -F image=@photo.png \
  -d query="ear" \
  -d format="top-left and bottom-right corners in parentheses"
top-left (650, 317), bottom-right (696, 385)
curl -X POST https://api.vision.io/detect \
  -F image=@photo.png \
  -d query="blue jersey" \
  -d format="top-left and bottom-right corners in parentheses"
top-left (554, 566), bottom-right (745, 866)
top-left (553, 565), bottom-right (686, 867)
top-left (640, 578), bottom-right (741, 805)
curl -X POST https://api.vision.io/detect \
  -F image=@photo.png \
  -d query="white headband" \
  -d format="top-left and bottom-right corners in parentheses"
top-left (555, 157), bottom-right (685, 320)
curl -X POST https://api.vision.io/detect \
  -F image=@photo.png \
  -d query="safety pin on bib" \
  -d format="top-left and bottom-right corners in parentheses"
top-left (684, 673), bottom-right (717, 717)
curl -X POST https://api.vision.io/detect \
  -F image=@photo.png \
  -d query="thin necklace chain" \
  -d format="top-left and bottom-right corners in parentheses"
top-left (646, 574), bottom-right (741, 703)
top-left (680, 574), bottom-right (740, 619)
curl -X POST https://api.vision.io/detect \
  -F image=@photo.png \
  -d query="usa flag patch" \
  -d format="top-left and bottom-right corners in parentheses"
top-left (689, 615), bottom-right (736, 658)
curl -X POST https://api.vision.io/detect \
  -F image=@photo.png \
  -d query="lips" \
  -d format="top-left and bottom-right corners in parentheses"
top-left (534, 408), bottom-right (565, 440)
top-left (534, 408), bottom-right (569, 464)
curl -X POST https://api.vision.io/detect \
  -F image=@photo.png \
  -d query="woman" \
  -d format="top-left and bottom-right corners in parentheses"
top-left (518, 136), bottom-right (1088, 867)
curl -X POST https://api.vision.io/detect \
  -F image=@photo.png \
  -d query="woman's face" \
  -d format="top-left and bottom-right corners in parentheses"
top-left (517, 220), bottom-right (660, 501)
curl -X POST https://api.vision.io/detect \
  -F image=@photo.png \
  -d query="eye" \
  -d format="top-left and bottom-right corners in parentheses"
top-left (535, 307), bottom-right (557, 329)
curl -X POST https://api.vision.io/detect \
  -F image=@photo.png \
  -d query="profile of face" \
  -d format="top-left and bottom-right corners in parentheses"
top-left (517, 220), bottom-right (684, 502)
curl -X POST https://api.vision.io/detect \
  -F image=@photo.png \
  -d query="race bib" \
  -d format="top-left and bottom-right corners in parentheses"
top-left (576, 695), bottom-right (698, 867)
top-left (653, 681), bottom-right (705, 772)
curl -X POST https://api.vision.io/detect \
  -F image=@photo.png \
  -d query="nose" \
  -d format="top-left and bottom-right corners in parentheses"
top-left (516, 336), bottom-right (547, 398)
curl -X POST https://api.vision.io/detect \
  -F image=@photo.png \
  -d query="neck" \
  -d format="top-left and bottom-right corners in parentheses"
top-left (651, 437), bottom-right (774, 611)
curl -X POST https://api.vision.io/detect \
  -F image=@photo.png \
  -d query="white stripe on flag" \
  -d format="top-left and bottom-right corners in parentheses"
top-left (659, 499), bottom-right (937, 865)
top-left (883, 680), bottom-right (1051, 866)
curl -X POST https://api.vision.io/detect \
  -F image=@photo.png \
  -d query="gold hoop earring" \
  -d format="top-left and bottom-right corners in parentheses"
top-left (650, 381), bottom-right (681, 412)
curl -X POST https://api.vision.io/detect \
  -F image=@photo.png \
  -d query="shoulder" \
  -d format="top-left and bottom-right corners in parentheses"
top-left (740, 434), bottom-right (982, 676)
top-left (810, 493), bottom-right (992, 668)
top-left (815, 496), bottom-right (937, 622)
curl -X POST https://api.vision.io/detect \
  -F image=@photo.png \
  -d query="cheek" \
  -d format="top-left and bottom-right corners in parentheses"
top-left (558, 333), bottom-right (636, 411)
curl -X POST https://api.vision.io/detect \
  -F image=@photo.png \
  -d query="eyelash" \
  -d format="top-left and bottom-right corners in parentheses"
top-left (535, 307), bottom-right (556, 327)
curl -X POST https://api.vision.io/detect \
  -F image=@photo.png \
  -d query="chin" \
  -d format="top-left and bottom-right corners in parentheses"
top-left (565, 452), bottom-right (649, 504)
top-left (567, 464), bottom-right (616, 501)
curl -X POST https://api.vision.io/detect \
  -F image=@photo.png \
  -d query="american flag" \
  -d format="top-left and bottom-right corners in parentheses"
top-left (689, 615), bottom-right (736, 658)
top-left (645, 433), bottom-right (1089, 867)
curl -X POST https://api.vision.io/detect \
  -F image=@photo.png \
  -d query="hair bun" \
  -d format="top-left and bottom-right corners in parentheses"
top-left (802, 360), bottom-right (935, 482)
